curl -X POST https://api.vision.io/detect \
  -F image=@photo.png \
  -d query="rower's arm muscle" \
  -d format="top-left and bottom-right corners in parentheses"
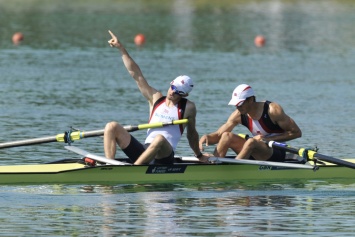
top-left (185, 101), bottom-right (202, 156)
top-left (206, 111), bottom-right (240, 145)
top-left (267, 103), bottom-right (302, 142)
top-left (120, 49), bottom-right (158, 102)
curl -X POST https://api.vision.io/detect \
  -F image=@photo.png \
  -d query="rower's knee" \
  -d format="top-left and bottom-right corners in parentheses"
top-left (220, 132), bottom-right (234, 144)
top-left (244, 138), bottom-right (258, 150)
top-left (146, 135), bottom-right (169, 152)
top-left (105, 121), bottom-right (117, 132)
top-left (105, 121), bottom-right (123, 133)
top-left (150, 134), bottom-right (166, 147)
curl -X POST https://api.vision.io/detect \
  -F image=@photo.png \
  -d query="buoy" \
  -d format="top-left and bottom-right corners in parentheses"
top-left (134, 34), bottom-right (145, 46)
top-left (12, 32), bottom-right (24, 45)
top-left (254, 35), bottom-right (265, 47)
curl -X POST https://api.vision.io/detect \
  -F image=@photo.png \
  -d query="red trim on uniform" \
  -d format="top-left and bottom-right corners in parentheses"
top-left (149, 96), bottom-right (184, 134)
top-left (248, 116), bottom-right (253, 132)
top-left (177, 102), bottom-right (183, 134)
top-left (149, 98), bottom-right (166, 122)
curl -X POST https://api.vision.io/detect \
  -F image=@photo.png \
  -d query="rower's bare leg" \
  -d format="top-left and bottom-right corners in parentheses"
top-left (104, 121), bottom-right (131, 159)
top-left (214, 132), bottom-right (245, 157)
top-left (134, 134), bottom-right (172, 165)
top-left (236, 138), bottom-right (272, 160)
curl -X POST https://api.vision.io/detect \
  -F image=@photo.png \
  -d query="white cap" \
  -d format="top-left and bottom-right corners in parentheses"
top-left (170, 75), bottom-right (194, 95)
top-left (228, 84), bottom-right (254, 106)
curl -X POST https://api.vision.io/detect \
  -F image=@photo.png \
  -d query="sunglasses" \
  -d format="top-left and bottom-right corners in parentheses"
top-left (170, 85), bottom-right (186, 96)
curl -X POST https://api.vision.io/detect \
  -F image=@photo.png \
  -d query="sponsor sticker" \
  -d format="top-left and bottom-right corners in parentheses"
top-left (258, 166), bottom-right (292, 170)
top-left (146, 165), bottom-right (187, 174)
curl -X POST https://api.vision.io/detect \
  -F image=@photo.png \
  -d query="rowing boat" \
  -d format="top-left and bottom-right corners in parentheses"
top-left (0, 121), bottom-right (354, 185)
top-left (0, 146), bottom-right (354, 185)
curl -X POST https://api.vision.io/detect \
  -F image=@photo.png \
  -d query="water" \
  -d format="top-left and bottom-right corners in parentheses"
top-left (0, 0), bottom-right (355, 236)
top-left (2, 182), bottom-right (355, 236)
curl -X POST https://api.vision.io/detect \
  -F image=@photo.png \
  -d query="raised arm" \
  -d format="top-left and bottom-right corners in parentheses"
top-left (108, 30), bottom-right (160, 104)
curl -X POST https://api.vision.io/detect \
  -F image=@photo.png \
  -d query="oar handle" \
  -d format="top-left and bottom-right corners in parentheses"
top-left (124, 119), bottom-right (188, 132)
top-left (238, 134), bottom-right (250, 140)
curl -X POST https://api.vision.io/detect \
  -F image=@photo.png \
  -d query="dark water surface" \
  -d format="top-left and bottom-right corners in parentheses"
top-left (0, 0), bottom-right (355, 236)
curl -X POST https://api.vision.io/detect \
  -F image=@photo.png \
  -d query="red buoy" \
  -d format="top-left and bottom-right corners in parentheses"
top-left (12, 32), bottom-right (24, 45)
top-left (254, 35), bottom-right (266, 47)
top-left (134, 34), bottom-right (145, 46)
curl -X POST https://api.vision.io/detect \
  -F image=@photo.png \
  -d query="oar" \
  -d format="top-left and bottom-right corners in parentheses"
top-left (267, 141), bottom-right (355, 169)
top-left (237, 133), bottom-right (355, 169)
top-left (64, 145), bottom-right (130, 165)
top-left (181, 156), bottom-right (314, 169)
top-left (0, 119), bottom-right (188, 149)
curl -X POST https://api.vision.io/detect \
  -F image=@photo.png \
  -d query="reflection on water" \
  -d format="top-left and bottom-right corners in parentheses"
top-left (2, 181), bottom-right (355, 236)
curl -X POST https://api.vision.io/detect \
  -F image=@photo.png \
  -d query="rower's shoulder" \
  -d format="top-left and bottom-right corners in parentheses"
top-left (184, 99), bottom-right (196, 116)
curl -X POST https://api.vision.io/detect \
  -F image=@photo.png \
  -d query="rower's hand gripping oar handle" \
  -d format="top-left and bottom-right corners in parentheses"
top-left (267, 140), bottom-right (320, 163)
top-left (238, 133), bottom-right (355, 169)
top-left (238, 133), bottom-right (315, 160)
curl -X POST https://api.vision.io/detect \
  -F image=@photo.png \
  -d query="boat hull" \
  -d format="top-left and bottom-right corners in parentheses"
top-left (1, 160), bottom-right (355, 185)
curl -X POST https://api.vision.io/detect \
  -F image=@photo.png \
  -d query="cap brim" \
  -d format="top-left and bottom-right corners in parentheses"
top-left (228, 98), bottom-right (245, 106)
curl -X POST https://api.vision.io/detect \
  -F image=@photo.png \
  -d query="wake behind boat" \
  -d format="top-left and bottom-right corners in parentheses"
top-left (0, 145), bottom-right (354, 185)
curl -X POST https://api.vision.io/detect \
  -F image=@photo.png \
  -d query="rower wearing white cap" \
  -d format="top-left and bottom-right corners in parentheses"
top-left (104, 30), bottom-right (208, 165)
top-left (199, 84), bottom-right (302, 162)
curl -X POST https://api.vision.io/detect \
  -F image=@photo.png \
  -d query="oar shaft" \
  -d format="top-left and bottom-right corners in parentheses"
top-left (0, 130), bottom-right (106, 149)
top-left (178, 156), bottom-right (313, 169)
top-left (267, 141), bottom-right (300, 155)
top-left (76, 129), bottom-right (105, 138)
top-left (0, 119), bottom-right (188, 149)
top-left (268, 141), bottom-right (355, 169)
top-left (313, 153), bottom-right (355, 168)
top-left (0, 136), bottom-right (58, 148)
top-left (237, 134), bottom-right (355, 169)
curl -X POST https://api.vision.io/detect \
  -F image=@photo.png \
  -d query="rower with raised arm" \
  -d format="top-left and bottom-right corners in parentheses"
top-left (199, 84), bottom-right (302, 162)
top-left (105, 30), bottom-right (208, 165)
